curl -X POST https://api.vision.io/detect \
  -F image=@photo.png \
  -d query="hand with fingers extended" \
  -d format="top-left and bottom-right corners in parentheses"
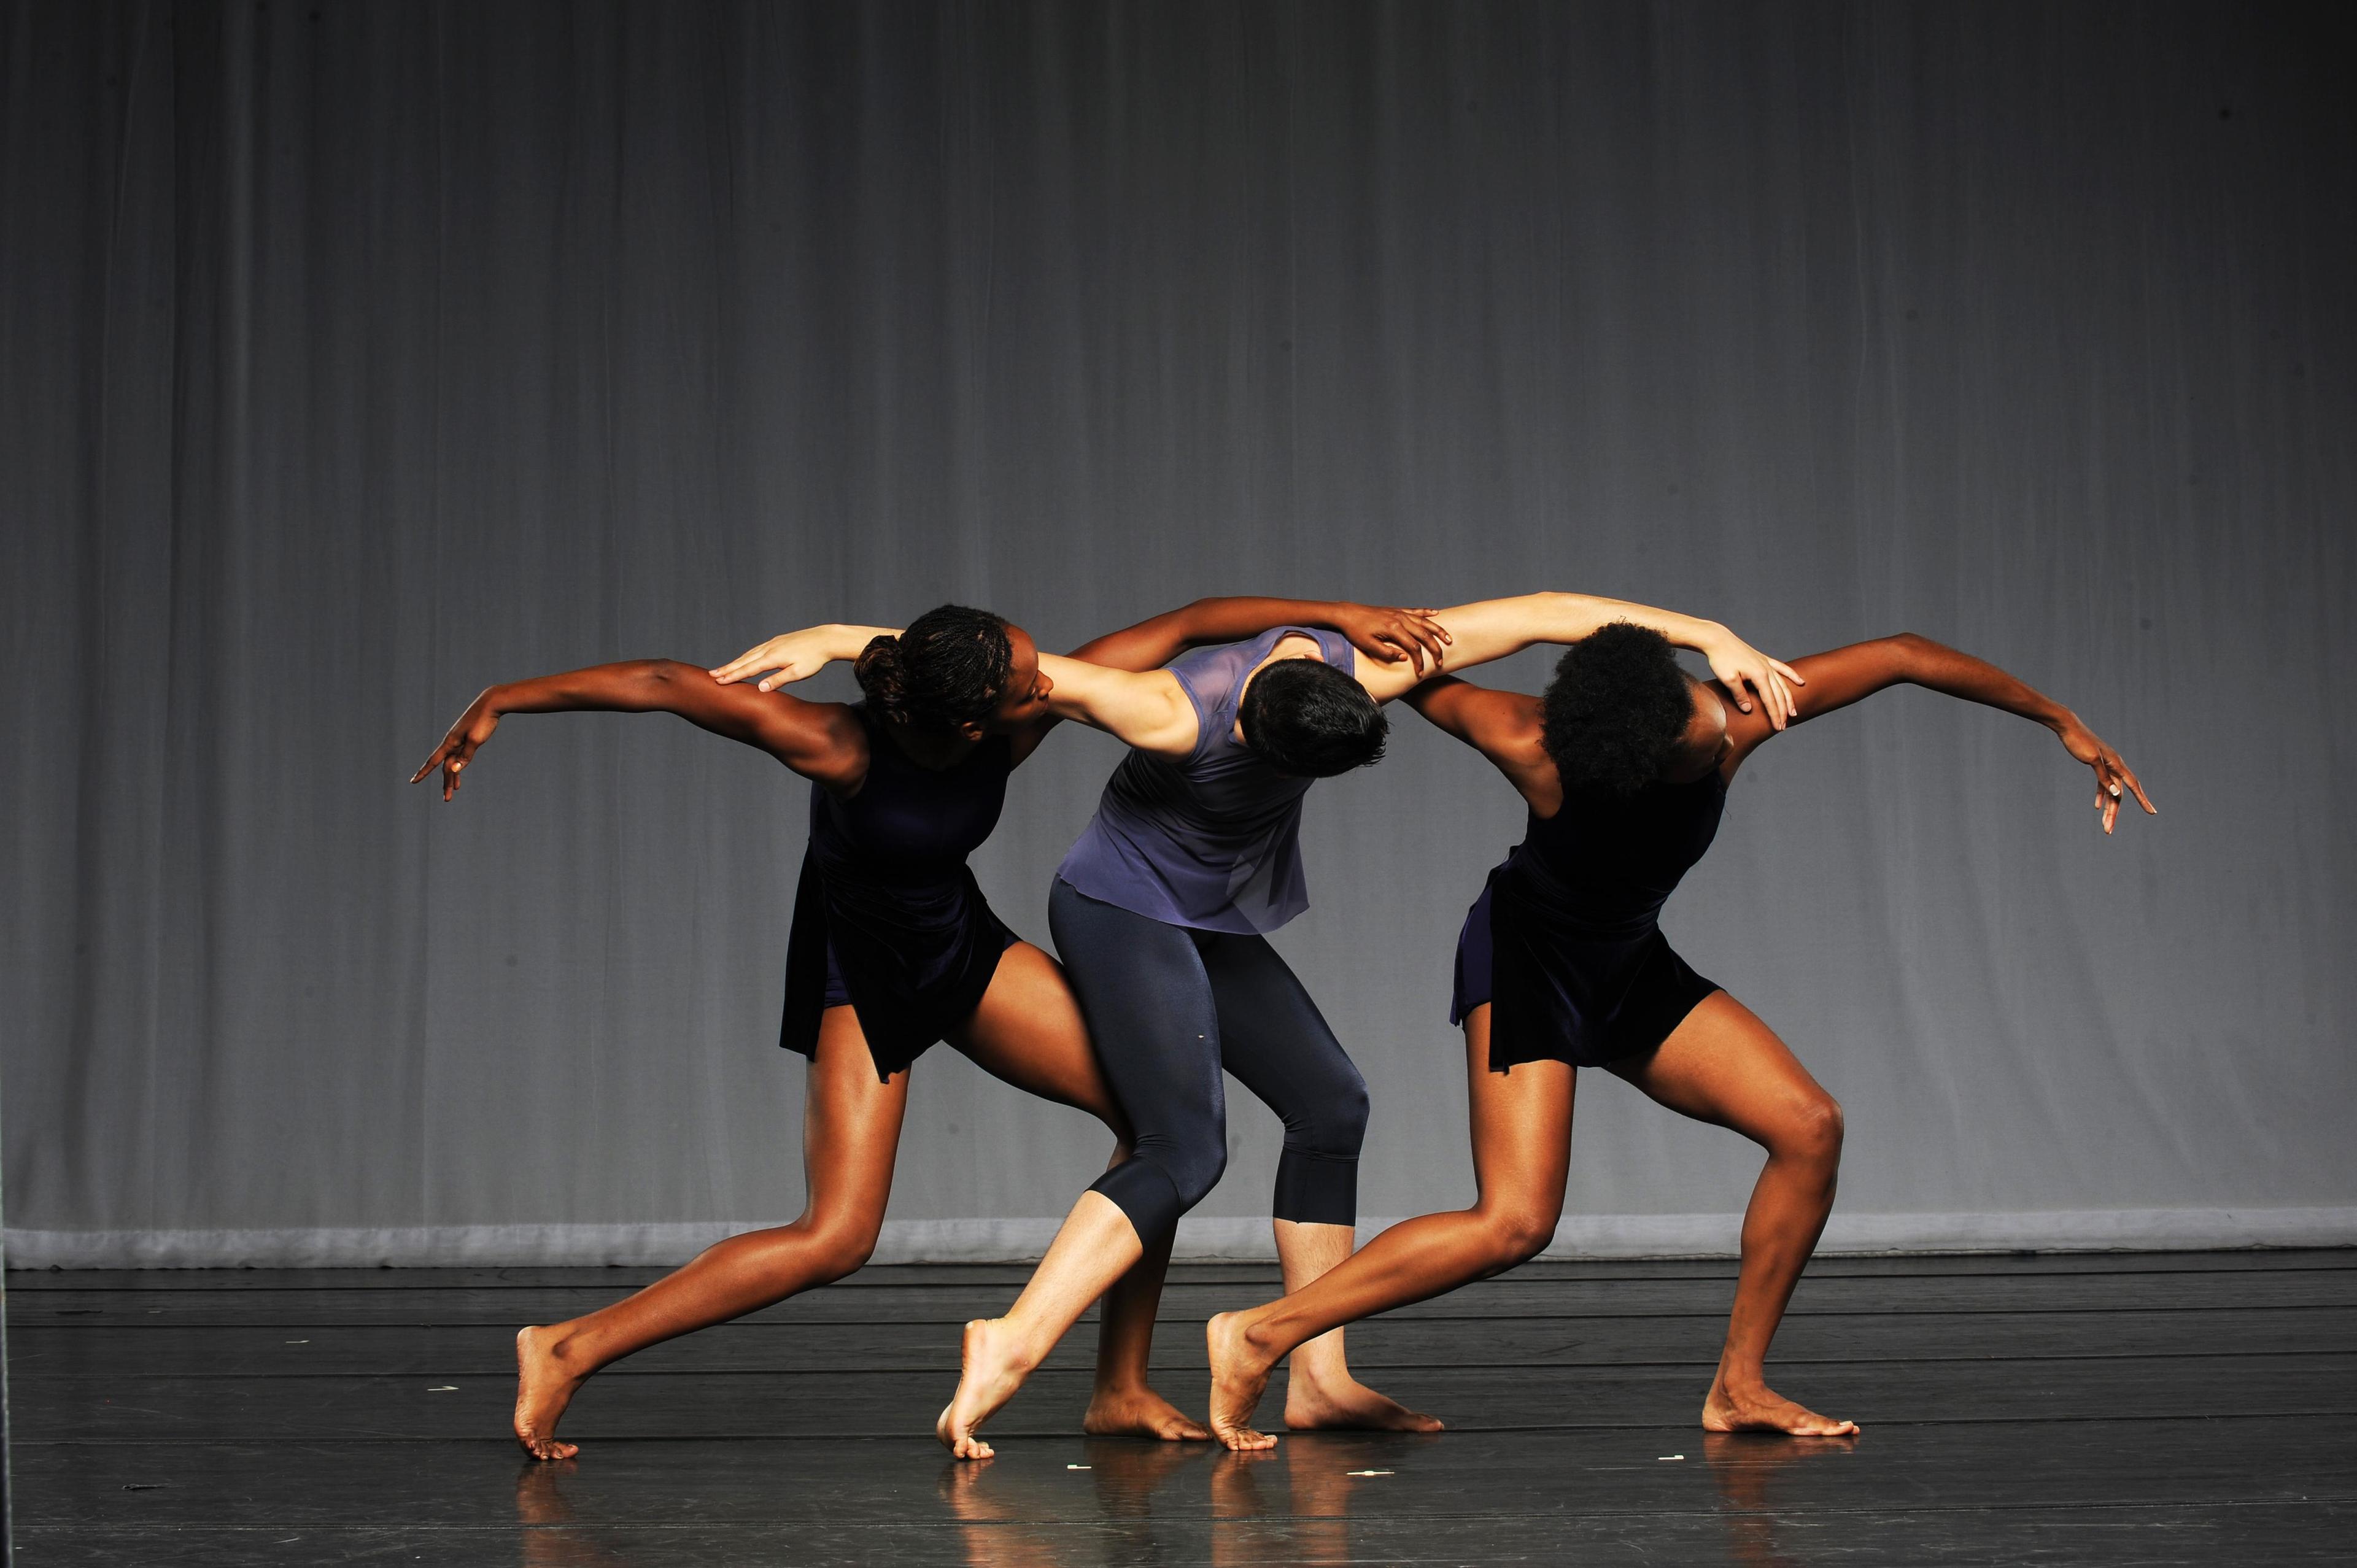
top-left (2057, 720), bottom-right (2156, 834)
top-left (411, 689), bottom-right (503, 801)
top-left (1330, 604), bottom-right (1452, 674)
top-left (1700, 630), bottom-right (1807, 729)
top-left (708, 624), bottom-right (892, 693)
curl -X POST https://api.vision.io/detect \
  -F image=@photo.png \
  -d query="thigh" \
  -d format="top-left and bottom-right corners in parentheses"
top-left (1463, 1004), bottom-right (1577, 1217)
top-left (1199, 933), bottom-right (1364, 1113)
top-left (947, 941), bottom-right (1127, 1134)
top-left (1047, 884), bottom-right (1228, 1139)
top-left (1605, 991), bottom-right (1830, 1145)
top-left (801, 1004), bottom-right (913, 1220)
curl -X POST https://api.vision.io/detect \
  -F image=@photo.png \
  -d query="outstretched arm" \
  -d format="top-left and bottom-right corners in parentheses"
top-left (1066, 597), bottom-right (1450, 675)
top-left (708, 602), bottom-right (1447, 692)
top-left (708, 598), bottom-right (1454, 761)
top-left (1364, 593), bottom-right (1805, 726)
top-left (1018, 597), bottom-right (1452, 759)
top-left (410, 662), bottom-right (864, 800)
top-left (1722, 634), bottom-right (2156, 832)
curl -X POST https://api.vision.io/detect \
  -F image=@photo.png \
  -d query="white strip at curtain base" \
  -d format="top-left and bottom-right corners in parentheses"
top-left (7, 1207), bottom-right (2351, 1270)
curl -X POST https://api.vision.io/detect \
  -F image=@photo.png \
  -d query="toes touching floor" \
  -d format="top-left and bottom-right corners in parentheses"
top-left (431, 597), bottom-right (2142, 1462)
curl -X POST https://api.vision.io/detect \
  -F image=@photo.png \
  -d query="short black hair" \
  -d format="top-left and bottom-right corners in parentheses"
top-left (853, 604), bottom-right (1013, 732)
top-left (1540, 622), bottom-right (1693, 794)
top-left (1239, 658), bottom-right (1388, 777)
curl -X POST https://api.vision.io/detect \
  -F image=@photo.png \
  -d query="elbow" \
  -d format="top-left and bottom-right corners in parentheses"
top-left (1884, 631), bottom-right (1937, 674)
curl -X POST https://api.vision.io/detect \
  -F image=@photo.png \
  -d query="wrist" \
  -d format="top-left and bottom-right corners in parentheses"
top-left (834, 624), bottom-right (896, 660)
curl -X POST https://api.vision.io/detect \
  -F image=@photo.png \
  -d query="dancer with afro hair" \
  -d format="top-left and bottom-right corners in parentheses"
top-left (1206, 623), bottom-right (2152, 1446)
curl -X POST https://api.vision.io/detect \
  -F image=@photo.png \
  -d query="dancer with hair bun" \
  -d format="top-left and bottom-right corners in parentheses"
top-left (913, 593), bottom-right (1804, 1459)
top-left (415, 595), bottom-right (1452, 1458)
top-left (1203, 625), bottom-right (2154, 1448)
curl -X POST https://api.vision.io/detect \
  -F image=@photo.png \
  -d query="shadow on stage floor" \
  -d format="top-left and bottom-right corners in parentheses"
top-left (6, 1249), bottom-right (2353, 1564)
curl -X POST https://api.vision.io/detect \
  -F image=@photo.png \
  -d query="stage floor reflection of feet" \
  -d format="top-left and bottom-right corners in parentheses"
top-left (9, 1251), bottom-right (2354, 1564)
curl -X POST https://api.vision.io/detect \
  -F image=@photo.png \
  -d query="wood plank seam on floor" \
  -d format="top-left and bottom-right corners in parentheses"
top-left (23, 1292), bottom-right (2357, 1320)
top-left (9, 1264), bottom-right (2347, 1292)
top-left (17, 1496), bottom-right (2357, 1532)
top-left (21, 1410), bottom-right (2357, 1446)
top-left (15, 1346), bottom-right (2352, 1380)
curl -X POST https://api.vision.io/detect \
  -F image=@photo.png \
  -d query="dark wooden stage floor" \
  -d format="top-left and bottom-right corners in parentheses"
top-left (7, 1249), bottom-right (2352, 1564)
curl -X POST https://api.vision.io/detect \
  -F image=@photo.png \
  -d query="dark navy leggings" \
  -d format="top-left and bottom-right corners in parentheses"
top-left (1048, 878), bottom-right (1370, 1246)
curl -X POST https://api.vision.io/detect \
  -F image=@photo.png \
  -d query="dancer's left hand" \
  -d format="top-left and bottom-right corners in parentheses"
top-left (711, 625), bottom-right (875, 692)
top-left (1701, 633), bottom-right (1806, 729)
top-left (2057, 721), bottom-right (2155, 833)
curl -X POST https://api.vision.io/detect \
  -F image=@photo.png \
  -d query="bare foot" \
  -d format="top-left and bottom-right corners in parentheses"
top-left (1282, 1366), bottom-right (1444, 1435)
top-left (1205, 1312), bottom-right (1280, 1451)
top-left (1702, 1379), bottom-right (1860, 1437)
top-left (514, 1325), bottom-right (586, 1460)
top-left (937, 1318), bottom-right (1036, 1461)
top-left (1083, 1383), bottom-right (1211, 1442)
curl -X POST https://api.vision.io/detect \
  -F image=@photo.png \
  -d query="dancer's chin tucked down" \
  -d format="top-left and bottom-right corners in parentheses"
top-left (910, 593), bottom-right (1803, 1459)
top-left (414, 595), bottom-right (1454, 1459)
top-left (1205, 625), bottom-right (2154, 1447)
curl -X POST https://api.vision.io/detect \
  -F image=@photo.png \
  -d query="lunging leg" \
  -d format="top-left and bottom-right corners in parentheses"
top-left (1205, 932), bottom-right (1439, 1436)
top-left (513, 1005), bottom-right (907, 1459)
top-left (1207, 1007), bottom-right (1574, 1448)
top-left (950, 941), bottom-right (1205, 1442)
top-left (1609, 991), bottom-right (1858, 1436)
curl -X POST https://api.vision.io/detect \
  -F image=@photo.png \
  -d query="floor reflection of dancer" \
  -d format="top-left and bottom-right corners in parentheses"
top-left (1207, 626), bottom-right (2154, 1445)
top-left (1703, 1430), bottom-right (1858, 1567)
top-left (414, 597), bottom-right (1446, 1459)
top-left (931, 595), bottom-right (1802, 1458)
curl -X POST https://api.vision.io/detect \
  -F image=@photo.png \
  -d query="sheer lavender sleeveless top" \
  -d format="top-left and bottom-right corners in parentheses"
top-left (1055, 626), bottom-right (1357, 934)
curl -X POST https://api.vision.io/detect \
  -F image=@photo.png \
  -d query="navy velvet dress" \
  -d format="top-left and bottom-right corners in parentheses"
top-left (779, 705), bottom-right (1018, 1081)
top-left (1452, 771), bottom-right (1727, 1070)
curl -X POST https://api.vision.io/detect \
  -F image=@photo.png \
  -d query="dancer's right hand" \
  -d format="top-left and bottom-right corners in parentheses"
top-left (411, 690), bottom-right (502, 800)
top-left (1330, 604), bottom-right (1452, 674)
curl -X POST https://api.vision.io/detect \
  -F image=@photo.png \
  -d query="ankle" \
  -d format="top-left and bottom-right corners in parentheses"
top-left (983, 1319), bottom-right (1050, 1376)
top-left (1713, 1365), bottom-right (1770, 1401)
top-left (1237, 1313), bottom-right (1295, 1364)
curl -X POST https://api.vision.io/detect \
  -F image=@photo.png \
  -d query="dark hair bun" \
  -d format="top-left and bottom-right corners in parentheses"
top-left (852, 635), bottom-right (910, 718)
top-left (853, 604), bottom-right (1014, 733)
top-left (1539, 622), bottom-right (1692, 795)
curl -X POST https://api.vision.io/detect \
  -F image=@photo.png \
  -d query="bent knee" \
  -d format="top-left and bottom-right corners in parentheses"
top-left (801, 1219), bottom-right (882, 1282)
top-left (1480, 1207), bottom-right (1560, 1269)
top-left (1165, 1143), bottom-right (1230, 1213)
top-left (1776, 1094), bottom-right (1845, 1164)
top-left (1293, 1076), bottom-right (1371, 1157)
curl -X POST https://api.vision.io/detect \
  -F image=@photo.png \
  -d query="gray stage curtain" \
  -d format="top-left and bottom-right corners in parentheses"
top-left (6, 2), bottom-right (2351, 1265)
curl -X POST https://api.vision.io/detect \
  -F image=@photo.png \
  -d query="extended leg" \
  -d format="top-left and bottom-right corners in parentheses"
top-left (1207, 1006), bottom-right (1574, 1448)
top-left (935, 882), bottom-right (1232, 1459)
top-left (1609, 991), bottom-right (1857, 1436)
top-left (949, 941), bottom-right (1206, 1442)
top-left (512, 1006), bottom-right (907, 1458)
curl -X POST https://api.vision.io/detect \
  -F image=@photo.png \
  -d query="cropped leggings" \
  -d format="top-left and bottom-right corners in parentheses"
top-left (1048, 878), bottom-right (1371, 1246)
